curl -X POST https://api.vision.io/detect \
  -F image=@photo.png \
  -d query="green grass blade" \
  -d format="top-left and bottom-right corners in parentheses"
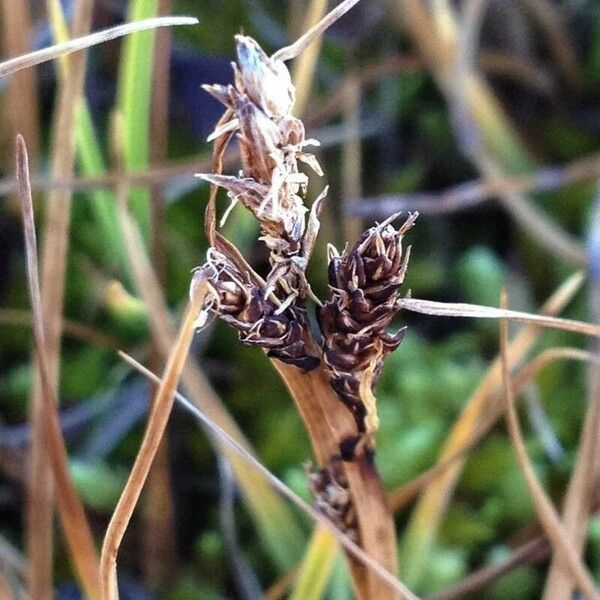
top-left (289, 527), bottom-right (338, 600)
top-left (116, 0), bottom-right (158, 236)
top-left (75, 104), bottom-right (130, 276)
top-left (46, 0), bottom-right (129, 278)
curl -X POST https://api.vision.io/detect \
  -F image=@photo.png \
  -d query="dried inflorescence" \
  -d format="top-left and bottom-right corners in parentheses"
top-left (193, 32), bottom-right (416, 554)
top-left (306, 458), bottom-right (358, 543)
top-left (193, 249), bottom-right (320, 371)
top-left (200, 35), bottom-right (322, 260)
top-left (193, 32), bottom-right (417, 424)
top-left (193, 35), bottom-right (327, 372)
top-left (319, 213), bottom-right (418, 435)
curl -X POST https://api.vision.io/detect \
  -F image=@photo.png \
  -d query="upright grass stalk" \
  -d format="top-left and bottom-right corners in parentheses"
top-left (17, 135), bottom-right (101, 600)
top-left (116, 0), bottom-right (158, 235)
top-left (46, 0), bottom-right (130, 279)
top-left (142, 0), bottom-right (176, 589)
top-left (0, 0), bottom-right (39, 171)
top-left (27, 3), bottom-right (94, 596)
top-left (290, 0), bottom-right (328, 117)
top-left (543, 259), bottom-right (600, 597)
top-left (289, 528), bottom-right (339, 600)
top-left (100, 291), bottom-right (208, 600)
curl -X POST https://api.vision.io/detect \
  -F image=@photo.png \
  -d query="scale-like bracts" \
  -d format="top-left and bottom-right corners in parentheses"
top-left (319, 213), bottom-right (417, 436)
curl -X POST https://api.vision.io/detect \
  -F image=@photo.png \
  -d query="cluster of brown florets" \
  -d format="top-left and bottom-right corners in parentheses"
top-left (306, 458), bottom-right (358, 542)
top-left (319, 213), bottom-right (417, 433)
top-left (193, 35), bottom-right (416, 435)
top-left (192, 248), bottom-right (319, 371)
top-left (194, 35), bottom-right (325, 372)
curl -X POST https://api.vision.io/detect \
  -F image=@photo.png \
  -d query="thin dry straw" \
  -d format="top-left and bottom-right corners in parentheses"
top-left (120, 350), bottom-right (422, 600)
top-left (398, 297), bottom-right (600, 338)
top-left (0, 16), bottom-right (198, 77)
top-left (499, 293), bottom-right (600, 600)
top-left (272, 0), bottom-right (363, 62)
top-left (16, 134), bottom-right (101, 600)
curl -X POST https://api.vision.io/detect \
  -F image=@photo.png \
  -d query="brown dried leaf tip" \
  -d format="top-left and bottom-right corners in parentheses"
top-left (319, 213), bottom-right (418, 437)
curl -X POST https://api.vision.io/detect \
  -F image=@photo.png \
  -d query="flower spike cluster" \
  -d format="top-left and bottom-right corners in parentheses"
top-left (193, 35), bottom-right (324, 372)
top-left (200, 35), bottom-right (321, 259)
top-left (192, 249), bottom-right (319, 371)
top-left (319, 213), bottom-right (418, 435)
top-left (192, 34), bottom-right (416, 447)
top-left (192, 30), bottom-right (413, 591)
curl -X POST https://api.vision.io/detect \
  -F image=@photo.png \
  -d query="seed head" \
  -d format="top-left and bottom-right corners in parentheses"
top-left (192, 249), bottom-right (320, 372)
top-left (234, 35), bottom-right (295, 118)
top-left (319, 213), bottom-right (417, 432)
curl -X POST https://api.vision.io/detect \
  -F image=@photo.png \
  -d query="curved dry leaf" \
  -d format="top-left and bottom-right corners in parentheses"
top-left (499, 298), bottom-right (600, 600)
top-left (0, 16), bottom-right (198, 77)
top-left (398, 297), bottom-right (600, 338)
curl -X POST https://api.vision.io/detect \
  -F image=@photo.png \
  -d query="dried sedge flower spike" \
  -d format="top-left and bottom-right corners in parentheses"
top-left (192, 249), bottom-right (320, 372)
top-left (306, 458), bottom-right (358, 543)
top-left (193, 35), bottom-right (327, 372)
top-left (199, 34), bottom-right (324, 264)
top-left (319, 213), bottom-right (418, 435)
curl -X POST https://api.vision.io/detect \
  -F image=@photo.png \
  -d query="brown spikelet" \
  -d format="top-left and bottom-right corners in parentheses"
top-left (319, 213), bottom-right (418, 433)
top-left (194, 34), bottom-right (325, 372)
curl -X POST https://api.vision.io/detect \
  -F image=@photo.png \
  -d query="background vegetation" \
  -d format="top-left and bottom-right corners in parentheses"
top-left (1, 0), bottom-right (600, 598)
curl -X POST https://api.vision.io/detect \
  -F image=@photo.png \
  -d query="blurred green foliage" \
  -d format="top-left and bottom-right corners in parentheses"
top-left (2, 1), bottom-right (600, 598)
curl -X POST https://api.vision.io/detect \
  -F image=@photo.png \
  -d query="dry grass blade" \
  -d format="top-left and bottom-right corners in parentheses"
top-left (273, 0), bottom-right (363, 61)
top-left (0, 0), bottom-right (39, 165)
top-left (398, 297), bottom-right (600, 337)
top-left (341, 76), bottom-right (363, 242)
top-left (499, 291), bottom-right (600, 600)
top-left (290, 0), bottom-right (327, 117)
top-left (474, 152), bottom-right (587, 268)
top-left (0, 16), bottom-right (198, 77)
top-left (521, 0), bottom-right (580, 88)
top-left (100, 288), bottom-right (207, 600)
top-left (119, 351), bottom-right (422, 600)
top-left (16, 134), bottom-right (101, 600)
top-left (142, 0), bottom-right (176, 588)
top-left (27, 2), bottom-right (95, 595)
top-left (542, 358), bottom-right (600, 594)
top-left (346, 152), bottom-right (600, 218)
